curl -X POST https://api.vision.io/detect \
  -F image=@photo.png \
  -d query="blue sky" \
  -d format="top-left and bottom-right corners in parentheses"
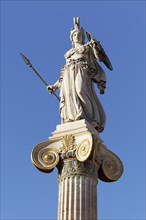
top-left (1, 1), bottom-right (145, 220)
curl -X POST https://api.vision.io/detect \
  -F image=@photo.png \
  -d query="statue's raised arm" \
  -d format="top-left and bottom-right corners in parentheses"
top-left (47, 17), bottom-right (113, 133)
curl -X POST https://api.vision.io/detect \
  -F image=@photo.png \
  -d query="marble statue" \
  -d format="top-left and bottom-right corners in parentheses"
top-left (31, 18), bottom-right (123, 220)
top-left (47, 17), bottom-right (113, 132)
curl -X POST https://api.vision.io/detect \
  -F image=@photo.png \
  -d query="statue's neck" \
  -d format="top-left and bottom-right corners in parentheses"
top-left (74, 42), bottom-right (83, 48)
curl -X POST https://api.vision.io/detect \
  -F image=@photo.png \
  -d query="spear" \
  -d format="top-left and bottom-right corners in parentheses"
top-left (20, 52), bottom-right (60, 101)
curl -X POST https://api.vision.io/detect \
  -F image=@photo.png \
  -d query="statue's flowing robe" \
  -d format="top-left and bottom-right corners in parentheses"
top-left (58, 44), bottom-right (106, 131)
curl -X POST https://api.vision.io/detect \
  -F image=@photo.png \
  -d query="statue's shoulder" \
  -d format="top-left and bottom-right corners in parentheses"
top-left (64, 48), bottom-right (75, 59)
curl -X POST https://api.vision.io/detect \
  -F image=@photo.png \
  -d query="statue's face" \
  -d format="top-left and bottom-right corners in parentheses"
top-left (72, 31), bottom-right (83, 44)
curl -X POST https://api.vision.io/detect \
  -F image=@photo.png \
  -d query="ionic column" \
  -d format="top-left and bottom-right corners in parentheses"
top-left (31, 120), bottom-right (123, 220)
top-left (57, 159), bottom-right (99, 220)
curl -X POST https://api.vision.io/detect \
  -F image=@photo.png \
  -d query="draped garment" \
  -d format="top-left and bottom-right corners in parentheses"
top-left (59, 45), bottom-right (106, 132)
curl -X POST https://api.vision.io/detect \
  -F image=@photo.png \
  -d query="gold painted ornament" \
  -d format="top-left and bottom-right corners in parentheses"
top-left (31, 145), bottom-right (59, 173)
top-left (38, 148), bottom-right (59, 169)
top-left (101, 157), bottom-right (123, 181)
top-left (76, 139), bottom-right (92, 162)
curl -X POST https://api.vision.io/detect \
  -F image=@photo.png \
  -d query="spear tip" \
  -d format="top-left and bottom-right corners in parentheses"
top-left (20, 52), bottom-right (31, 66)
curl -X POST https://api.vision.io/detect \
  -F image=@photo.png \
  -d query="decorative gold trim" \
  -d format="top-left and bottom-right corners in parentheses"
top-left (31, 147), bottom-right (59, 172)
top-left (76, 139), bottom-right (92, 162)
top-left (99, 154), bottom-right (124, 182)
top-left (60, 134), bottom-right (76, 153)
top-left (58, 159), bottom-right (99, 183)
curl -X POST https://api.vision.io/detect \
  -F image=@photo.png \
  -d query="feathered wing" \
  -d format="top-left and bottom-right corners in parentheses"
top-left (86, 31), bottom-right (113, 71)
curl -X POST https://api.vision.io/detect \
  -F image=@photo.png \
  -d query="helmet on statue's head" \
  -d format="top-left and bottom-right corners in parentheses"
top-left (70, 17), bottom-right (85, 47)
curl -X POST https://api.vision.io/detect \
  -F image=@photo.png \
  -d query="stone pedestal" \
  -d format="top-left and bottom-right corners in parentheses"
top-left (31, 120), bottom-right (123, 220)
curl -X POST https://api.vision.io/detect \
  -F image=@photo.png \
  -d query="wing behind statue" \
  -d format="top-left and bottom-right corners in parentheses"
top-left (86, 32), bottom-right (113, 71)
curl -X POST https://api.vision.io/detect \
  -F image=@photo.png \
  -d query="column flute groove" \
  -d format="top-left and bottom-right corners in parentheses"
top-left (58, 159), bottom-right (99, 220)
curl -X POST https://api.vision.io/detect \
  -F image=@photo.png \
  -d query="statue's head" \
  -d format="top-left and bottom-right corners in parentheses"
top-left (70, 17), bottom-right (85, 47)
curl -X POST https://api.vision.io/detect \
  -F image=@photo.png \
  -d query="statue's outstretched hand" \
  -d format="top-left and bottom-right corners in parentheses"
top-left (46, 85), bottom-right (57, 94)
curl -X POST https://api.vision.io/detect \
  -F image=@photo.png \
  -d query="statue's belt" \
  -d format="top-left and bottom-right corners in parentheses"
top-left (63, 58), bottom-right (97, 75)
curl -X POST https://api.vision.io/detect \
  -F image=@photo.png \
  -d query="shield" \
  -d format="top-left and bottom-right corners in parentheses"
top-left (86, 32), bottom-right (113, 71)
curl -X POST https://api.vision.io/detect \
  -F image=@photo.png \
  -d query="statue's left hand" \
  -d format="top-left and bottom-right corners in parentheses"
top-left (88, 39), bottom-right (96, 48)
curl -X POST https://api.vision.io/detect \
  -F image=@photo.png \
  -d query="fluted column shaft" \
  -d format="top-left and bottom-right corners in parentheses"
top-left (57, 159), bottom-right (99, 220)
